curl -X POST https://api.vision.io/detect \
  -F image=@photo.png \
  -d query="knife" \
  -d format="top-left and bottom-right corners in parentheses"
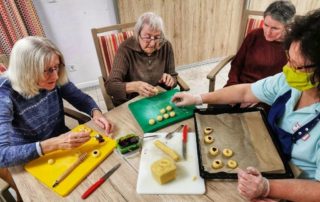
top-left (182, 125), bottom-right (188, 160)
top-left (81, 163), bottom-right (121, 199)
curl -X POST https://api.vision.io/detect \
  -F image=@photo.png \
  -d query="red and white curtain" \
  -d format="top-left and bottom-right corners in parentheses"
top-left (0, 0), bottom-right (45, 55)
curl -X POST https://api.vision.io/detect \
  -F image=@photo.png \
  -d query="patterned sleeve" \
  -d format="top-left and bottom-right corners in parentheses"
top-left (0, 91), bottom-right (39, 167)
top-left (105, 44), bottom-right (130, 103)
top-left (60, 82), bottom-right (99, 117)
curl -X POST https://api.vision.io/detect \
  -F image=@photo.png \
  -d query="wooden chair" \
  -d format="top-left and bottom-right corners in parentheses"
top-left (91, 22), bottom-right (190, 111)
top-left (207, 10), bottom-right (264, 92)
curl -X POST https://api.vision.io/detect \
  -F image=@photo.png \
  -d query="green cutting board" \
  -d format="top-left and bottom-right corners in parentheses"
top-left (128, 89), bottom-right (195, 132)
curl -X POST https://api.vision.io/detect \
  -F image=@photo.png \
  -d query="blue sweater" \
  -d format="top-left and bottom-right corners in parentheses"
top-left (0, 77), bottom-right (99, 167)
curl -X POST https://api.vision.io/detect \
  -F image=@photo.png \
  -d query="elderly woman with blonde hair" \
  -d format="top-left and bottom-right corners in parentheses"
top-left (106, 12), bottom-right (178, 106)
top-left (0, 36), bottom-right (112, 167)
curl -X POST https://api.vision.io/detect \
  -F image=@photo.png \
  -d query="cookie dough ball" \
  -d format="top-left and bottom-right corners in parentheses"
top-left (222, 148), bottom-right (234, 158)
top-left (204, 135), bottom-right (214, 144)
top-left (163, 113), bottom-right (169, 119)
top-left (166, 105), bottom-right (173, 111)
top-left (209, 146), bottom-right (219, 156)
top-left (149, 118), bottom-right (155, 125)
top-left (160, 108), bottom-right (166, 114)
top-left (227, 160), bottom-right (238, 169)
top-left (203, 127), bottom-right (213, 135)
top-left (48, 159), bottom-right (55, 165)
top-left (212, 160), bottom-right (223, 169)
top-left (157, 115), bottom-right (163, 122)
top-left (153, 87), bottom-right (159, 95)
top-left (169, 111), bottom-right (175, 117)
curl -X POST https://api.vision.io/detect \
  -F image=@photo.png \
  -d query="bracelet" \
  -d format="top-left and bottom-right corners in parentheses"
top-left (262, 177), bottom-right (270, 197)
top-left (195, 94), bottom-right (203, 105)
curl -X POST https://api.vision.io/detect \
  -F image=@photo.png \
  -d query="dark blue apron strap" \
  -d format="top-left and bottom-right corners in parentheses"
top-left (292, 112), bottom-right (320, 143)
top-left (267, 90), bottom-right (292, 133)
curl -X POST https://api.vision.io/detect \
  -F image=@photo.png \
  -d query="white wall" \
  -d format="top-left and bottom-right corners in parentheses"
top-left (33, 0), bottom-right (117, 88)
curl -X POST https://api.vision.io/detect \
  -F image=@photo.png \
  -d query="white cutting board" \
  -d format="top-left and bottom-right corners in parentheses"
top-left (136, 132), bottom-right (205, 194)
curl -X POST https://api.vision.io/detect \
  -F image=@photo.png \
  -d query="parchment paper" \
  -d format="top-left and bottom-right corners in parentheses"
top-left (195, 111), bottom-right (285, 174)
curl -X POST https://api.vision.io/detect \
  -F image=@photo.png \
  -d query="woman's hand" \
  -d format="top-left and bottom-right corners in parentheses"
top-left (92, 109), bottom-right (112, 134)
top-left (240, 102), bottom-right (258, 108)
top-left (171, 92), bottom-right (202, 106)
top-left (40, 130), bottom-right (91, 154)
top-left (133, 81), bottom-right (156, 97)
top-left (237, 167), bottom-right (270, 200)
top-left (159, 73), bottom-right (175, 87)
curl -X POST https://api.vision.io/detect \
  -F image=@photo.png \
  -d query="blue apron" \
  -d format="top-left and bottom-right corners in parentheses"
top-left (267, 90), bottom-right (320, 160)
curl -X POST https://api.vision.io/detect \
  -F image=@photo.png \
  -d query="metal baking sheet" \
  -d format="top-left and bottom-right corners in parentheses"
top-left (194, 107), bottom-right (293, 179)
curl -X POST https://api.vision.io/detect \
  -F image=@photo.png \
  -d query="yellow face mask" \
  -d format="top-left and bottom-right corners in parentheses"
top-left (283, 65), bottom-right (318, 91)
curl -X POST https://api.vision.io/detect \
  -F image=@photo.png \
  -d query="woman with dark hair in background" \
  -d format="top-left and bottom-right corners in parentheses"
top-left (172, 9), bottom-right (320, 201)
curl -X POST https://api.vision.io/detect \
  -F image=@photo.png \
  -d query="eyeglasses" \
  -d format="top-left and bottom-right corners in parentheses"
top-left (44, 66), bottom-right (59, 77)
top-left (139, 35), bottom-right (163, 43)
top-left (285, 51), bottom-right (316, 71)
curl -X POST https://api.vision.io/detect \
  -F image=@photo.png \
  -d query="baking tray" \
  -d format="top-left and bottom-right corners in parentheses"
top-left (194, 107), bottom-right (293, 179)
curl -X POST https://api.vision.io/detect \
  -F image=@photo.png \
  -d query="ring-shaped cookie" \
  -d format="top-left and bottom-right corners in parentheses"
top-left (204, 135), bottom-right (214, 144)
top-left (222, 148), bottom-right (233, 158)
top-left (212, 160), bottom-right (223, 169)
top-left (92, 149), bottom-right (101, 158)
top-left (203, 127), bottom-right (213, 135)
top-left (227, 160), bottom-right (238, 169)
top-left (209, 146), bottom-right (219, 156)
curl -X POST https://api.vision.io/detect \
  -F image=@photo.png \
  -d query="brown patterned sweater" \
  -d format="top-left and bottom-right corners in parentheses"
top-left (106, 36), bottom-right (177, 106)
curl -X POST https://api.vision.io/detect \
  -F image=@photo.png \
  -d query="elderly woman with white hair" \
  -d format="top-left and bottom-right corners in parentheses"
top-left (106, 12), bottom-right (177, 106)
top-left (0, 36), bottom-right (112, 167)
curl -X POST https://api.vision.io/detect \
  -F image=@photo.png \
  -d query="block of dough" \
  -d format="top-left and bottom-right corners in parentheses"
top-left (154, 140), bottom-right (180, 161)
top-left (151, 158), bottom-right (176, 184)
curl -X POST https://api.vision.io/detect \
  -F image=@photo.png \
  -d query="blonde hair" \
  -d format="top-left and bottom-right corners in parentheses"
top-left (134, 12), bottom-right (165, 41)
top-left (6, 36), bottom-right (68, 98)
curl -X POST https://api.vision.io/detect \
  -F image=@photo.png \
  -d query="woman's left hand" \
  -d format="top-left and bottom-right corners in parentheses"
top-left (237, 167), bottom-right (270, 200)
top-left (92, 110), bottom-right (112, 135)
top-left (159, 73), bottom-right (175, 87)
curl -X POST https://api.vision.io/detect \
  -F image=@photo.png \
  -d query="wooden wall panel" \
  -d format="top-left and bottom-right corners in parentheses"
top-left (248, 0), bottom-right (320, 15)
top-left (117, 0), bottom-right (244, 66)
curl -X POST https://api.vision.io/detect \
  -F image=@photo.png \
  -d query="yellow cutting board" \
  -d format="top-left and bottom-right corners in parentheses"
top-left (24, 125), bottom-right (116, 197)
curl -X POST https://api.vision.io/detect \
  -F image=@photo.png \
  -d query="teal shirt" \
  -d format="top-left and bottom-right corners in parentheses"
top-left (251, 73), bottom-right (320, 180)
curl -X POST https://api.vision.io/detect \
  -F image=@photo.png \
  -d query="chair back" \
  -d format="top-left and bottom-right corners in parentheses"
top-left (237, 10), bottom-right (264, 49)
top-left (91, 22), bottom-right (135, 79)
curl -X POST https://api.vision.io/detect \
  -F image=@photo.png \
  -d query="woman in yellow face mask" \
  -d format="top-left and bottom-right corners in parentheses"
top-left (171, 9), bottom-right (320, 202)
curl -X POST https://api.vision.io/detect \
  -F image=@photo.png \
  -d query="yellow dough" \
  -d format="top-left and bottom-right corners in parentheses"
top-left (166, 105), bottom-right (173, 111)
top-left (227, 160), bottom-right (238, 169)
top-left (169, 111), bottom-right (175, 117)
top-left (91, 149), bottom-right (101, 158)
top-left (160, 108), bottom-right (166, 114)
top-left (153, 87), bottom-right (159, 95)
top-left (157, 115), bottom-right (163, 121)
top-left (154, 140), bottom-right (180, 161)
top-left (163, 113), bottom-right (169, 119)
top-left (222, 148), bottom-right (234, 158)
top-left (47, 159), bottom-right (55, 165)
top-left (149, 118), bottom-right (155, 125)
top-left (151, 158), bottom-right (176, 184)
top-left (209, 146), bottom-right (219, 156)
top-left (212, 160), bottom-right (223, 169)
top-left (204, 135), bottom-right (214, 144)
top-left (203, 127), bottom-right (213, 135)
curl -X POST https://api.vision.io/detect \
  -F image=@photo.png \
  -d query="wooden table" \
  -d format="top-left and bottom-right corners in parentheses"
top-left (9, 98), bottom-right (246, 202)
